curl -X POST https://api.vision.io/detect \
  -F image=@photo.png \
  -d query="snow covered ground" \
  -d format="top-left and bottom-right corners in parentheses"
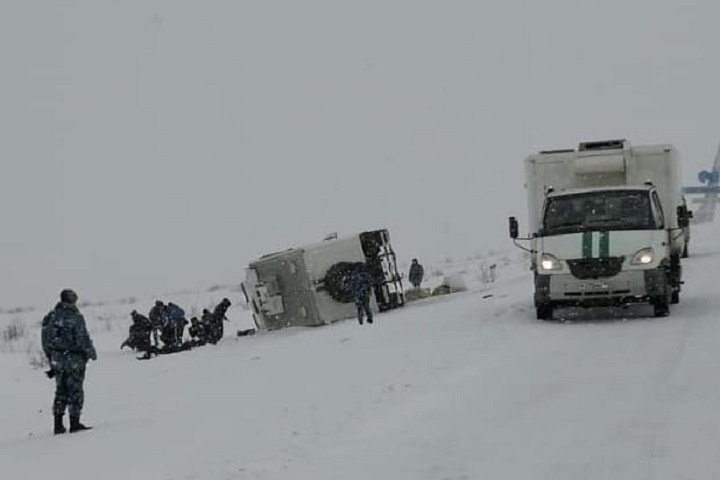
top-left (2, 221), bottom-right (720, 479)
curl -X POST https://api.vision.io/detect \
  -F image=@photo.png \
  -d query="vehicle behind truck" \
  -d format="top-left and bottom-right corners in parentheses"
top-left (509, 139), bottom-right (692, 320)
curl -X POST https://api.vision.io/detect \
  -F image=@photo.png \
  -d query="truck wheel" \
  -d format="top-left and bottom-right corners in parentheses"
top-left (652, 295), bottom-right (670, 317)
top-left (536, 303), bottom-right (554, 321)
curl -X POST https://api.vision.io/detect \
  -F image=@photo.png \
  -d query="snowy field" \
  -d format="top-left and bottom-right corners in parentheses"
top-left (2, 222), bottom-right (720, 480)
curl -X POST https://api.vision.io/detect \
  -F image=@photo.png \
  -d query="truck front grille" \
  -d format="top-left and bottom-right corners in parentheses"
top-left (566, 257), bottom-right (624, 279)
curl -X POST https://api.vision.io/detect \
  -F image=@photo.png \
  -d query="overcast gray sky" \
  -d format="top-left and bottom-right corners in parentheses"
top-left (1, 0), bottom-right (718, 307)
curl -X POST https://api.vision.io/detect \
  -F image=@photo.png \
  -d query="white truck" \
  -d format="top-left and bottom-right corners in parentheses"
top-left (509, 139), bottom-right (692, 320)
top-left (242, 229), bottom-right (405, 330)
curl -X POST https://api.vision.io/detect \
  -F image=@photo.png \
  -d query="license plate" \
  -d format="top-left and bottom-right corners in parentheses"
top-left (578, 282), bottom-right (610, 292)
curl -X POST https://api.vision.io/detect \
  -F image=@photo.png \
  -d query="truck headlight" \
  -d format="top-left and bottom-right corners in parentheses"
top-left (631, 248), bottom-right (654, 265)
top-left (540, 253), bottom-right (562, 271)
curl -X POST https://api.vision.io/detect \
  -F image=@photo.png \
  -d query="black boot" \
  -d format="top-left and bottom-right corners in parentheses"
top-left (69, 415), bottom-right (92, 433)
top-left (54, 414), bottom-right (66, 435)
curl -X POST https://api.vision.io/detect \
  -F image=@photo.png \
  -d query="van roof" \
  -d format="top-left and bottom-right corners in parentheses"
top-left (547, 185), bottom-right (654, 198)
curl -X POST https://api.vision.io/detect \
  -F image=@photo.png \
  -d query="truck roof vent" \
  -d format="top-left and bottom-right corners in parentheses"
top-left (539, 148), bottom-right (574, 154)
top-left (578, 139), bottom-right (627, 152)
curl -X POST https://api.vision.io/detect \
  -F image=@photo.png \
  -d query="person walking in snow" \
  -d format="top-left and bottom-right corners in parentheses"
top-left (408, 258), bottom-right (424, 289)
top-left (41, 289), bottom-right (97, 434)
top-left (348, 263), bottom-right (375, 325)
top-left (209, 298), bottom-right (231, 343)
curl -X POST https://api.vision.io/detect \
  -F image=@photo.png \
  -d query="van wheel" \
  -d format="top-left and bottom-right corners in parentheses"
top-left (536, 303), bottom-right (554, 321)
top-left (652, 295), bottom-right (670, 317)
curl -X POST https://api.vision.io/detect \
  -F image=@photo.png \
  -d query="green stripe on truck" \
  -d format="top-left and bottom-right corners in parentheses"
top-left (582, 231), bottom-right (593, 258)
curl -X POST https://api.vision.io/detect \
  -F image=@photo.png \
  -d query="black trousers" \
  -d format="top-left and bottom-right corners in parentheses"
top-left (355, 295), bottom-right (373, 323)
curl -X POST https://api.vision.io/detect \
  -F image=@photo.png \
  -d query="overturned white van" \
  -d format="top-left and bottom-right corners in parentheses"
top-left (242, 230), bottom-right (405, 330)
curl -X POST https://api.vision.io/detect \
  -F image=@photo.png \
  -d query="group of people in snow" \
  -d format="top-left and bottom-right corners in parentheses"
top-left (40, 258), bottom-right (424, 435)
top-left (121, 298), bottom-right (233, 359)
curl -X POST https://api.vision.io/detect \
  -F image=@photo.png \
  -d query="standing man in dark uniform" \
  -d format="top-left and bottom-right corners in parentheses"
top-left (349, 263), bottom-right (375, 325)
top-left (409, 258), bottom-right (424, 289)
top-left (41, 289), bottom-right (97, 434)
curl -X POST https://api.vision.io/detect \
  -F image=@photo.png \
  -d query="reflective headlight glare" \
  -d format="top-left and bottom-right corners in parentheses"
top-left (540, 253), bottom-right (562, 271)
top-left (632, 248), bottom-right (654, 265)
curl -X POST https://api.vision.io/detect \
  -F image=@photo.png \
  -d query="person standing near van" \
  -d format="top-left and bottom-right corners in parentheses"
top-left (348, 263), bottom-right (375, 325)
top-left (409, 258), bottom-right (424, 288)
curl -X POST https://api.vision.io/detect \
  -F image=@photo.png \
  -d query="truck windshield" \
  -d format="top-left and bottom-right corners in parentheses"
top-left (542, 190), bottom-right (656, 235)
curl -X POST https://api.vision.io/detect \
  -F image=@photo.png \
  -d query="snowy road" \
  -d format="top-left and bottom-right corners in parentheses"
top-left (3, 223), bottom-right (720, 479)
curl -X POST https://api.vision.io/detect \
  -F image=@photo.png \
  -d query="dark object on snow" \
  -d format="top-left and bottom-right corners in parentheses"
top-left (136, 341), bottom-right (191, 360)
top-left (409, 259), bottom-right (424, 288)
top-left (45, 368), bottom-right (56, 379)
top-left (237, 328), bottom-right (256, 337)
top-left (404, 288), bottom-right (431, 302)
top-left (41, 289), bottom-right (96, 435)
top-left (431, 285), bottom-right (452, 296)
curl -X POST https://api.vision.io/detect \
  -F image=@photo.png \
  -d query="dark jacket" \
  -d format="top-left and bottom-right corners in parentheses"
top-left (188, 319), bottom-right (206, 340)
top-left (123, 312), bottom-right (152, 350)
top-left (409, 261), bottom-right (424, 285)
top-left (149, 304), bottom-right (167, 329)
top-left (166, 303), bottom-right (186, 327)
top-left (41, 303), bottom-right (97, 368)
top-left (212, 299), bottom-right (231, 322)
top-left (348, 270), bottom-right (374, 300)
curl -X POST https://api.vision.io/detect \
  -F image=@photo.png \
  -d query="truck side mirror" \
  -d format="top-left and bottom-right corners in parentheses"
top-left (676, 205), bottom-right (690, 228)
top-left (509, 217), bottom-right (519, 239)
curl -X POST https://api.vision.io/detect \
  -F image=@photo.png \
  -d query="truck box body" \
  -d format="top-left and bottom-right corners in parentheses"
top-left (243, 230), bottom-right (404, 330)
top-left (525, 141), bottom-right (683, 253)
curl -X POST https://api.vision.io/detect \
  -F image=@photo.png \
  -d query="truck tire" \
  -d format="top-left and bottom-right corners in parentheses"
top-left (652, 295), bottom-right (670, 317)
top-left (323, 262), bottom-right (365, 303)
top-left (536, 303), bottom-right (554, 321)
